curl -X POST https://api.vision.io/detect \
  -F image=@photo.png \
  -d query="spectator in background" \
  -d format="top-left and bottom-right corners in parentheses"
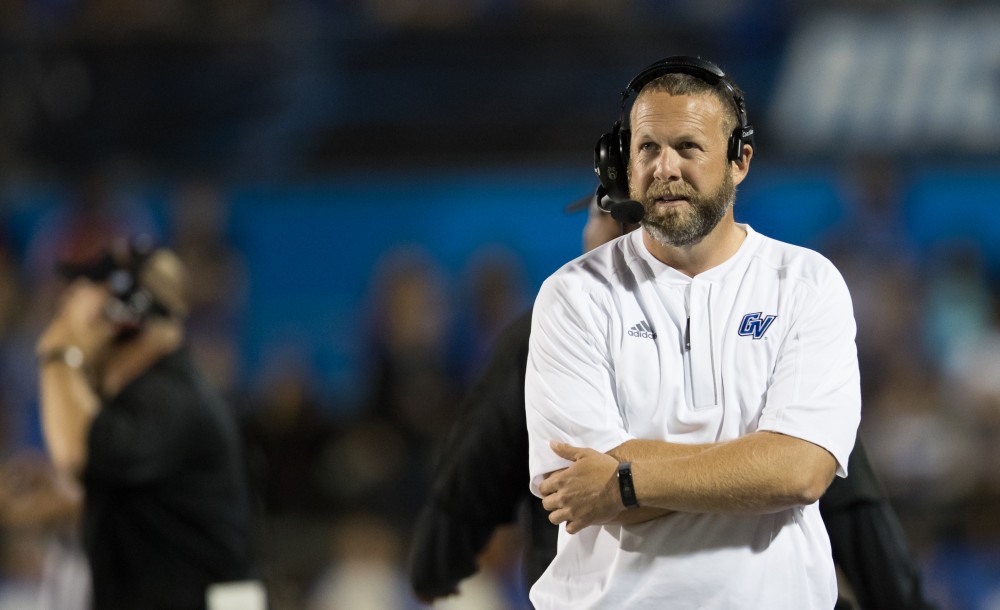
top-left (35, 236), bottom-right (258, 610)
top-left (888, 278), bottom-right (1000, 610)
top-left (305, 512), bottom-right (418, 610)
top-left (458, 245), bottom-right (529, 382)
top-left (947, 283), bottom-right (1000, 494)
top-left (168, 180), bottom-right (248, 398)
top-left (0, 450), bottom-right (87, 610)
top-left (360, 245), bottom-right (462, 531)
top-left (241, 347), bottom-right (337, 519)
top-left (822, 156), bottom-right (923, 404)
top-left (239, 346), bottom-right (342, 609)
top-left (266, 245), bottom-right (464, 610)
top-left (922, 244), bottom-right (994, 376)
top-left (0, 228), bottom-right (22, 342)
top-left (0, 225), bottom-right (31, 451)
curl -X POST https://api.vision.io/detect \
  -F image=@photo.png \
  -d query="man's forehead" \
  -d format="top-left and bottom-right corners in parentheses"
top-left (630, 90), bottom-right (727, 132)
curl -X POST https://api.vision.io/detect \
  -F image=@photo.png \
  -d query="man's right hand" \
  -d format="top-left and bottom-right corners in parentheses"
top-left (37, 279), bottom-right (115, 363)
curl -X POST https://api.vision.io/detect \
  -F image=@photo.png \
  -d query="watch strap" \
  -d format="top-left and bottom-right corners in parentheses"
top-left (617, 461), bottom-right (639, 508)
top-left (39, 345), bottom-right (85, 370)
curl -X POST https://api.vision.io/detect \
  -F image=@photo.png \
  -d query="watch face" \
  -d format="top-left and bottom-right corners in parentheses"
top-left (63, 346), bottom-right (85, 369)
top-left (43, 346), bottom-right (84, 369)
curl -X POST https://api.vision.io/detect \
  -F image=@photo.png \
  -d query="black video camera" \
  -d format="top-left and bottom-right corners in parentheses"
top-left (55, 234), bottom-right (171, 331)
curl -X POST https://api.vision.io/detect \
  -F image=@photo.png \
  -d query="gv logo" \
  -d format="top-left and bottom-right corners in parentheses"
top-left (738, 312), bottom-right (776, 339)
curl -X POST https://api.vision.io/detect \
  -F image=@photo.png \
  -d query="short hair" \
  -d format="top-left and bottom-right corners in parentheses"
top-left (634, 72), bottom-right (744, 142)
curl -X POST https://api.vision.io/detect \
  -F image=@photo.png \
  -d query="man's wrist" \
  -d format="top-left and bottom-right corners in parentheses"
top-left (38, 345), bottom-right (86, 370)
top-left (617, 461), bottom-right (639, 508)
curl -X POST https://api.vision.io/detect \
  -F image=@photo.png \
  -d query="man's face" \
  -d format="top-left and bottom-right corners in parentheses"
top-left (627, 90), bottom-right (739, 247)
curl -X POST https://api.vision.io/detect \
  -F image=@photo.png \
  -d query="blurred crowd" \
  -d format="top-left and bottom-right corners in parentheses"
top-left (0, 0), bottom-right (844, 179)
top-left (0, 2), bottom-right (999, 608)
top-left (0, 158), bottom-right (997, 610)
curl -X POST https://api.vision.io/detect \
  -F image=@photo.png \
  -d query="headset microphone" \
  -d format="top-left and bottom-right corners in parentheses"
top-left (609, 199), bottom-right (645, 224)
top-left (592, 55), bottom-right (754, 223)
top-left (594, 184), bottom-right (645, 224)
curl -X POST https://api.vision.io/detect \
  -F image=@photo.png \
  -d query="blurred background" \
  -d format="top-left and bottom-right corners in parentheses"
top-left (0, 0), bottom-right (999, 608)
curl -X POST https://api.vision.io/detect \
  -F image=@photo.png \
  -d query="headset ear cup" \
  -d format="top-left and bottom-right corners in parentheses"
top-left (103, 235), bottom-right (160, 332)
top-left (594, 132), bottom-right (614, 190)
top-left (595, 127), bottom-right (628, 202)
top-left (728, 124), bottom-right (754, 162)
top-left (728, 127), bottom-right (741, 162)
top-left (616, 128), bottom-right (631, 198)
top-left (600, 126), bottom-right (629, 202)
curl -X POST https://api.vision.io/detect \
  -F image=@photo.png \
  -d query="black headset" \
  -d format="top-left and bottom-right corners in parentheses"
top-left (593, 56), bottom-right (755, 211)
top-left (57, 234), bottom-right (171, 331)
top-left (102, 235), bottom-right (164, 331)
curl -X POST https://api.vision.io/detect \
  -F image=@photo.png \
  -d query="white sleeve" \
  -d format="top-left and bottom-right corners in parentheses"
top-left (525, 273), bottom-right (633, 497)
top-left (757, 263), bottom-right (861, 477)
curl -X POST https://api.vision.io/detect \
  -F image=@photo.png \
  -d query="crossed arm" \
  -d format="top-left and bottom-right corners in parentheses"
top-left (539, 431), bottom-right (837, 534)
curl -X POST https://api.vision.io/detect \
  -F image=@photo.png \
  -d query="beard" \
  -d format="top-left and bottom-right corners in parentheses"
top-left (632, 168), bottom-right (736, 247)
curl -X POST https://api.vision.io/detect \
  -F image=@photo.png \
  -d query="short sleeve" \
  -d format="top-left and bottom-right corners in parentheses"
top-left (757, 264), bottom-right (861, 477)
top-left (525, 274), bottom-right (633, 497)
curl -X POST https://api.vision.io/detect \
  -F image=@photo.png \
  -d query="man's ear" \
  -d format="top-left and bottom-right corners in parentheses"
top-left (732, 144), bottom-right (752, 186)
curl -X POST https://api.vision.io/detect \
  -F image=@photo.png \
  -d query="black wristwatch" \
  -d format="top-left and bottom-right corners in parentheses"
top-left (617, 461), bottom-right (639, 508)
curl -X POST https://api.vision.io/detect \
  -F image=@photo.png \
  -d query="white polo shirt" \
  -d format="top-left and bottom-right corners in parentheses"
top-left (525, 225), bottom-right (861, 610)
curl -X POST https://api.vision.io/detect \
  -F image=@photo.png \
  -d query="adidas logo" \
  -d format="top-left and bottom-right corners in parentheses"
top-left (627, 320), bottom-right (657, 339)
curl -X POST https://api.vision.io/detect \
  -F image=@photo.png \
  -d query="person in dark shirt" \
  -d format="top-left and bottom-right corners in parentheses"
top-left (36, 236), bottom-right (258, 610)
top-left (408, 197), bottom-right (937, 610)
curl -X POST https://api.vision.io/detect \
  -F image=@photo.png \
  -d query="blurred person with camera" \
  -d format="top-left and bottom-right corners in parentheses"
top-left (35, 235), bottom-right (259, 610)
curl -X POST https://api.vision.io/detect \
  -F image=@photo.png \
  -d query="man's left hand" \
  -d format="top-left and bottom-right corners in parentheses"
top-left (539, 441), bottom-right (622, 534)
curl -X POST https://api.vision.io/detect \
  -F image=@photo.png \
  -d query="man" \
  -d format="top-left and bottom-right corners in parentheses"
top-left (526, 56), bottom-right (858, 609)
top-left (36, 236), bottom-right (257, 610)
top-left (409, 196), bottom-right (936, 609)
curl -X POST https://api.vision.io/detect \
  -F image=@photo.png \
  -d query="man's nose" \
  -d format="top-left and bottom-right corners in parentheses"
top-left (652, 147), bottom-right (682, 182)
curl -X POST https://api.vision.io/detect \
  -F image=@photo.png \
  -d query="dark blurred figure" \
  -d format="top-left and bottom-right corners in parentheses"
top-left (360, 246), bottom-right (462, 531)
top-left (168, 180), bottom-right (248, 398)
top-left (408, 197), bottom-right (938, 610)
top-left (305, 512), bottom-right (415, 610)
top-left (916, 280), bottom-right (1000, 609)
top-left (0, 224), bottom-right (31, 450)
top-left (241, 350), bottom-right (335, 518)
top-left (458, 245), bottom-right (529, 382)
top-left (0, 228), bottom-right (22, 343)
top-left (822, 156), bottom-right (923, 404)
top-left (35, 236), bottom-right (259, 610)
top-left (239, 347), bottom-right (340, 610)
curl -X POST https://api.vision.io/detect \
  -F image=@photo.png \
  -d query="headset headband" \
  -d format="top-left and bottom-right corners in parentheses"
top-left (615, 56), bottom-right (749, 135)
